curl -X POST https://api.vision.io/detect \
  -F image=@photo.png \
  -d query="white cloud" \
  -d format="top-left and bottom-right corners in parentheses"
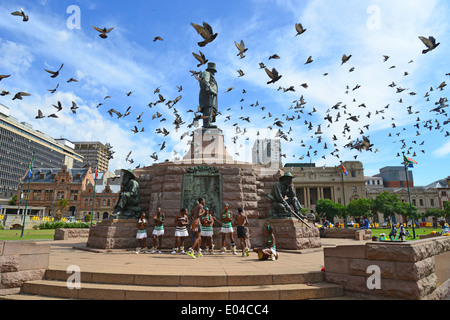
top-left (433, 140), bottom-right (450, 158)
top-left (0, 39), bottom-right (35, 75)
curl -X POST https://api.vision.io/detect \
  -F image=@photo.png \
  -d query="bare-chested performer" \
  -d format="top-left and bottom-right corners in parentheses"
top-left (233, 207), bottom-right (250, 256)
top-left (190, 197), bottom-right (205, 257)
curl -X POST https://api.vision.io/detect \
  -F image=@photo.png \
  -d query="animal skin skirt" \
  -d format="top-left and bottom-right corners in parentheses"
top-left (175, 226), bottom-right (188, 237)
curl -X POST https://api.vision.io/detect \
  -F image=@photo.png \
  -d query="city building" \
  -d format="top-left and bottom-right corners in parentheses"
top-left (282, 161), bottom-right (367, 209)
top-left (364, 176), bottom-right (384, 188)
top-left (252, 138), bottom-right (281, 166)
top-left (0, 104), bottom-right (83, 199)
top-left (73, 141), bottom-right (111, 172)
top-left (373, 166), bottom-right (414, 188)
top-left (16, 165), bottom-right (119, 221)
top-left (425, 176), bottom-right (450, 209)
top-left (366, 168), bottom-right (449, 225)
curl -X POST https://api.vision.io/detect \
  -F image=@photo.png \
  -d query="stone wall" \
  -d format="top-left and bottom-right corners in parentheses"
top-left (323, 237), bottom-right (450, 300)
top-left (0, 241), bottom-right (50, 296)
top-left (320, 228), bottom-right (371, 240)
top-left (54, 228), bottom-right (90, 240)
top-left (134, 162), bottom-right (278, 221)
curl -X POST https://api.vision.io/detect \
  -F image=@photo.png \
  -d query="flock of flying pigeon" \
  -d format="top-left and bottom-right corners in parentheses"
top-left (1, 7), bottom-right (448, 168)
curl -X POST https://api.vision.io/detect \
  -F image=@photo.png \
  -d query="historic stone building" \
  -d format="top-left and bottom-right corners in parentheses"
top-left (282, 161), bottom-right (367, 209)
top-left (366, 168), bottom-right (449, 225)
top-left (17, 165), bottom-right (119, 221)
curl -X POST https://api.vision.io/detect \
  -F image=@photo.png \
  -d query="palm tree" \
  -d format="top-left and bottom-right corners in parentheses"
top-left (55, 198), bottom-right (69, 221)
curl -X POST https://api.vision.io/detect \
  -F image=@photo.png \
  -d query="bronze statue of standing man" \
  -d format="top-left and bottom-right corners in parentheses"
top-left (199, 62), bottom-right (218, 129)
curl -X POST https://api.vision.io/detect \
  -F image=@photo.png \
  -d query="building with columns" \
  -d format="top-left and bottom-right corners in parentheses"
top-left (282, 161), bottom-right (366, 209)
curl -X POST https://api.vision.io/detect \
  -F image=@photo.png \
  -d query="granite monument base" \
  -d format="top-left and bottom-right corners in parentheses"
top-left (87, 219), bottom-right (142, 250)
top-left (255, 219), bottom-right (321, 250)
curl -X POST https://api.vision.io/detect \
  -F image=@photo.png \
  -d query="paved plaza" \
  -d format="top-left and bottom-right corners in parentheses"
top-left (47, 238), bottom-right (367, 277)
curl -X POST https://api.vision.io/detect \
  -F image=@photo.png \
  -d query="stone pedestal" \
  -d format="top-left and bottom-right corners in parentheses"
top-left (182, 127), bottom-right (234, 163)
top-left (87, 220), bottom-right (141, 249)
top-left (255, 219), bottom-right (321, 250)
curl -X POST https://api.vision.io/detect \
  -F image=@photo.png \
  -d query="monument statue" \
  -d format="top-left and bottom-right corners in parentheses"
top-left (110, 169), bottom-right (142, 219)
top-left (199, 62), bottom-right (218, 129)
top-left (268, 172), bottom-right (307, 221)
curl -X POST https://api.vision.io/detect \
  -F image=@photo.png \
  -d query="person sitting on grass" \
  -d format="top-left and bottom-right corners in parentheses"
top-left (440, 220), bottom-right (449, 235)
top-left (389, 224), bottom-right (397, 241)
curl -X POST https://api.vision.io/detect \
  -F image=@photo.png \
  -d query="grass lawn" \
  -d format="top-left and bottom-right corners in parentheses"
top-left (0, 229), bottom-right (55, 241)
top-left (0, 227), bottom-right (444, 242)
top-left (364, 227), bottom-right (441, 241)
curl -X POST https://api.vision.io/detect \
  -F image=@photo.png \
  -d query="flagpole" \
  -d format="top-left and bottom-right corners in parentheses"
top-left (91, 164), bottom-right (98, 227)
top-left (21, 152), bottom-right (35, 238)
top-left (340, 161), bottom-right (348, 229)
top-left (402, 152), bottom-right (416, 239)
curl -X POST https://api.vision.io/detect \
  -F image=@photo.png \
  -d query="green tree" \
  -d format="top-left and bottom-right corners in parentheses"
top-left (372, 191), bottom-right (399, 226)
top-left (315, 199), bottom-right (341, 220)
top-left (333, 202), bottom-right (345, 219)
top-left (393, 200), bottom-right (419, 227)
top-left (55, 198), bottom-right (69, 221)
top-left (425, 208), bottom-right (443, 228)
top-left (347, 198), bottom-right (372, 222)
top-left (443, 201), bottom-right (450, 224)
top-left (8, 194), bottom-right (17, 205)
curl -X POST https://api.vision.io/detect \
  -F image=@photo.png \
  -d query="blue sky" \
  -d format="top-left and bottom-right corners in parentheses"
top-left (0, 0), bottom-right (449, 186)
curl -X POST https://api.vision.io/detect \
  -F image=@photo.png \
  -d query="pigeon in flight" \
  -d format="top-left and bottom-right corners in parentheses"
top-left (191, 22), bottom-right (218, 47)
top-left (192, 51), bottom-right (208, 67)
top-left (295, 23), bottom-right (307, 36)
top-left (419, 36), bottom-right (440, 54)
top-left (0, 75), bottom-right (11, 82)
top-left (12, 91), bottom-right (31, 100)
top-left (44, 63), bottom-right (64, 78)
top-left (11, 8), bottom-right (29, 21)
top-left (91, 25), bottom-right (115, 39)
top-left (265, 68), bottom-right (282, 84)
top-left (35, 109), bottom-right (44, 119)
top-left (235, 40), bottom-right (248, 56)
top-left (341, 54), bottom-right (352, 65)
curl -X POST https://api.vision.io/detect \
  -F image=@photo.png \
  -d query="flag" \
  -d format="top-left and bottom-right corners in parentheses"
top-left (341, 165), bottom-right (348, 176)
top-left (403, 156), bottom-right (417, 168)
top-left (27, 153), bottom-right (35, 178)
top-left (94, 166), bottom-right (98, 181)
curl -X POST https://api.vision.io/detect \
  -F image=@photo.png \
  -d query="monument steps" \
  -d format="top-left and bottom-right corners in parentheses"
top-left (20, 279), bottom-right (344, 300)
top-left (14, 269), bottom-right (345, 300)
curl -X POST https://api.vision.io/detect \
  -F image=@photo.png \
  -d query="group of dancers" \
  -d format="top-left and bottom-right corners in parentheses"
top-left (135, 199), bottom-right (278, 260)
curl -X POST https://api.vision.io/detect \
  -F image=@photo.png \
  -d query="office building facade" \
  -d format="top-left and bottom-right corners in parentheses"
top-left (73, 141), bottom-right (111, 172)
top-left (0, 104), bottom-right (83, 199)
